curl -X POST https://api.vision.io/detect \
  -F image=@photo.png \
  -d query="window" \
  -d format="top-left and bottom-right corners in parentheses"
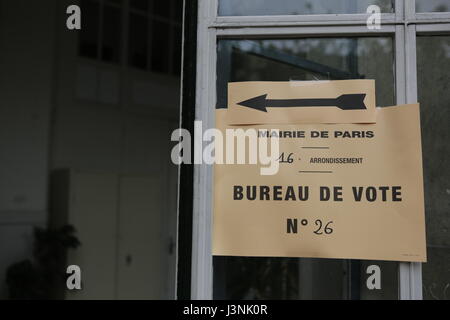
top-left (216, 38), bottom-right (395, 108)
top-left (193, 0), bottom-right (450, 300)
top-left (102, 3), bottom-right (122, 62)
top-left (218, 0), bottom-right (395, 16)
top-left (416, 0), bottom-right (450, 13)
top-left (79, 0), bottom-right (122, 63)
top-left (79, 0), bottom-right (182, 75)
top-left (129, 11), bottom-right (148, 69)
top-left (215, 36), bottom-right (397, 301)
top-left (128, 0), bottom-right (181, 73)
top-left (79, 0), bottom-right (101, 59)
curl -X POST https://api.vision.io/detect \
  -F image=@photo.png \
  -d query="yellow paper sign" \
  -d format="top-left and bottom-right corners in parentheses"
top-left (213, 81), bottom-right (426, 262)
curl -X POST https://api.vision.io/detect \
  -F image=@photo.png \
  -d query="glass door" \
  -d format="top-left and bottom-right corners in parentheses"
top-left (213, 37), bottom-right (397, 299)
top-left (191, 0), bottom-right (450, 300)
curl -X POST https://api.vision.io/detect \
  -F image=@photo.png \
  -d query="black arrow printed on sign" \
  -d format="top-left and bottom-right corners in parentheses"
top-left (237, 94), bottom-right (367, 112)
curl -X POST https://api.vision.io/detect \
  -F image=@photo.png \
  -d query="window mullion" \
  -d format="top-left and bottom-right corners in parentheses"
top-left (395, 24), bottom-right (406, 105)
top-left (405, 24), bottom-right (418, 104)
top-left (192, 0), bottom-right (217, 300)
top-left (395, 0), bottom-right (405, 21)
top-left (398, 20), bottom-right (422, 300)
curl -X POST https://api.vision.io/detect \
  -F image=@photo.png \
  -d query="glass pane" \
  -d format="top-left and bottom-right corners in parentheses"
top-left (175, 0), bottom-right (183, 22)
top-left (102, 5), bottom-right (122, 63)
top-left (130, 0), bottom-right (149, 11)
top-left (219, 0), bottom-right (394, 16)
top-left (152, 0), bottom-right (172, 18)
top-left (128, 13), bottom-right (148, 69)
top-left (151, 21), bottom-right (171, 73)
top-left (215, 37), bottom-right (398, 300)
top-left (0, 0), bottom-right (182, 301)
top-left (217, 38), bottom-right (394, 109)
top-left (172, 26), bottom-right (182, 75)
top-left (416, 0), bottom-right (450, 12)
top-left (417, 36), bottom-right (450, 300)
top-left (106, 0), bottom-right (122, 6)
top-left (79, 0), bottom-right (99, 59)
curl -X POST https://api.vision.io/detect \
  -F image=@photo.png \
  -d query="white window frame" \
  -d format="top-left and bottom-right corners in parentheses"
top-left (191, 0), bottom-right (450, 300)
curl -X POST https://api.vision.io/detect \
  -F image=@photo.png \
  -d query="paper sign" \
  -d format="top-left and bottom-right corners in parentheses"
top-left (226, 80), bottom-right (376, 125)
top-left (213, 84), bottom-right (426, 262)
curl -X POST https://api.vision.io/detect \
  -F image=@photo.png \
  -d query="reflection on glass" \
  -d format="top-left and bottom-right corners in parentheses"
top-left (215, 37), bottom-right (397, 300)
top-left (79, 0), bottom-right (100, 59)
top-left (219, 0), bottom-right (394, 16)
top-left (128, 13), bottom-right (148, 68)
top-left (153, 0), bottom-right (172, 18)
top-left (130, 0), bottom-right (148, 11)
top-left (0, 0), bottom-right (182, 301)
top-left (102, 5), bottom-right (122, 63)
top-left (175, 0), bottom-right (183, 22)
top-left (416, 0), bottom-right (450, 12)
top-left (217, 38), bottom-right (394, 109)
top-left (172, 26), bottom-right (182, 75)
top-left (151, 20), bottom-right (171, 73)
top-left (417, 36), bottom-right (450, 300)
